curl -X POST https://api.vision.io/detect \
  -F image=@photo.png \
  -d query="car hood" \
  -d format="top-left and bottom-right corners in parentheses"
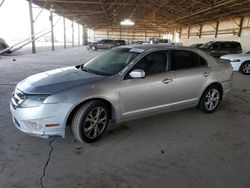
top-left (17, 66), bottom-right (106, 94)
top-left (220, 54), bottom-right (250, 60)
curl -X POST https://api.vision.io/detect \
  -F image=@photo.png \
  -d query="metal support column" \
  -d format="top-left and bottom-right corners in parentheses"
top-left (72, 20), bottom-right (74, 47)
top-left (187, 26), bottom-right (190, 39)
top-left (199, 24), bottom-right (202, 38)
top-left (82, 25), bottom-right (85, 46)
top-left (238, 17), bottom-right (244, 37)
top-left (179, 28), bottom-right (182, 39)
top-left (50, 11), bottom-right (55, 51)
top-left (119, 28), bottom-right (122, 39)
top-left (63, 17), bottom-right (66, 48)
top-left (28, 0), bottom-right (36, 54)
top-left (82, 25), bottom-right (87, 45)
top-left (215, 21), bottom-right (219, 38)
top-left (78, 23), bottom-right (80, 46)
top-left (132, 29), bottom-right (135, 42)
top-left (172, 30), bottom-right (174, 42)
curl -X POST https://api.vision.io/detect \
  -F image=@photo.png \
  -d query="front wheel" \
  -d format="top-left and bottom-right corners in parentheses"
top-left (241, 62), bottom-right (250, 75)
top-left (198, 85), bottom-right (221, 113)
top-left (90, 45), bottom-right (97, 51)
top-left (71, 101), bottom-right (109, 143)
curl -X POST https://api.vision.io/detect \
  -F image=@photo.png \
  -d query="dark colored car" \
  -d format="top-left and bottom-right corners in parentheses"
top-left (132, 41), bottom-right (144, 45)
top-left (190, 43), bottom-right (204, 48)
top-left (200, 41), bottom-right (242, 58)
top-left (115, 40), bottom-right (126, 46)
top-left (87, 39), bottom-right (118, 51)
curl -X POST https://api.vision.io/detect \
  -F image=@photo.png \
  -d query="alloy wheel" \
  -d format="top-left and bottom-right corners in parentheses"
top-left (205, 89), bottom-right (220, 111)
top-left (242, 63), bottom-right (250, 74)
top-left (83, 107), bottom-right (108, 139)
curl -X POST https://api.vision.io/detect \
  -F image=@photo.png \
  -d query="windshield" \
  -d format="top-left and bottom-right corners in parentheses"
top-left (83, 48), bottom-right (139, 75)
top-left (200, 41), bottom-right (213, 49)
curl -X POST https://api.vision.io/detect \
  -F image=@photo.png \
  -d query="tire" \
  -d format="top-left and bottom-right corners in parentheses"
top-left (241, 61), bottom-right (250, 75)
top-left (91, 45), bottom-right (97, 51)
top-left (71, 101), bottom-right (109, 143)
top-left (198, 85), bottom-right (221, 113)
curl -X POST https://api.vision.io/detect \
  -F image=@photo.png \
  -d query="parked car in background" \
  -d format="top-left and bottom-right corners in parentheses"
top-left (190, 43), bottom-right (204, 48)
top-left (10, 45), bottom-right (233, 143)
top-left (115, 40), bottom-right (126, 46)
top-left (0, 38), bottom-right (8, 50)
top-left (132, 41), bottom-right (144, 45)
top-left (221, 54), bottom-right (250, 75)
top-left (200, 41), bottom-right (242, 58)
top-left (87, 39), bottom-right (118, 51)
top-left (0, 37), bottom-right (11, 53)
top-left (149, 38), bottom-right (169, 44)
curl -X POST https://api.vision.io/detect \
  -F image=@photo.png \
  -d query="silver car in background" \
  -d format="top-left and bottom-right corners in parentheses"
top-left (10, 45), bottom-right (233, 143)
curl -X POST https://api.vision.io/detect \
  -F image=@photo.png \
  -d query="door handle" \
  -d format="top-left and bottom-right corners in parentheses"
top-left (203, 72), bottom-right (210, 77)
top-left (162, 78), bottom-right (173, 84)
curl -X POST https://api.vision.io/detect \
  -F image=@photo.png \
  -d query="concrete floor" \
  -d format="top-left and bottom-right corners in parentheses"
top-left (0, 47), bottom-right (250, 188)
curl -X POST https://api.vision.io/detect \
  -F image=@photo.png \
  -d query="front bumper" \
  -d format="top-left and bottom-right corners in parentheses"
top-left (10, 102), bottom-right (73, 138)
top-left (229, 62), bottom-right (241, 71)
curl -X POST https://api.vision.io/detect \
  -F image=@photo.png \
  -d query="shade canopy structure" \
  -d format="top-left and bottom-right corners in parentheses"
top-left (32, 0), bottom-right (250, 31)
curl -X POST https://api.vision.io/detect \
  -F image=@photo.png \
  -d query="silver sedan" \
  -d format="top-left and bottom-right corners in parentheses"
top-left (10, 45), bottom-right (233, 143)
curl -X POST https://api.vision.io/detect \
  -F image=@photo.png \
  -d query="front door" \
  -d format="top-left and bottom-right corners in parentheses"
top-left (120, 50), bottom-right (175, 119)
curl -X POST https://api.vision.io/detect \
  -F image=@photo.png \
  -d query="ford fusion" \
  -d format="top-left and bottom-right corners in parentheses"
top-left (10, 45), bottom-right (233, 143)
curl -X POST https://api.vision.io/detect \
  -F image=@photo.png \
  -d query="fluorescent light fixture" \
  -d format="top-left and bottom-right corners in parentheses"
top-left (49, 5), bottom-right (55, 12)
top-left (120, 19), bottom-right (135, 26)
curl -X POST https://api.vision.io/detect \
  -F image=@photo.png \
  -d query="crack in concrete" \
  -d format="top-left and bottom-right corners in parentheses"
top-left (40, 139), bottom-right (56, 188)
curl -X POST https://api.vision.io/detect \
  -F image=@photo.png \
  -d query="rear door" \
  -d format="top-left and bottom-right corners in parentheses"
top-left (170, 50), bottom-right (211, 109)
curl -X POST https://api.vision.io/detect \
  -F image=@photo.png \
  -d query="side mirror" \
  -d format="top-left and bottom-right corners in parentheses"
top-left (129, 69), bottom-right (145, 79)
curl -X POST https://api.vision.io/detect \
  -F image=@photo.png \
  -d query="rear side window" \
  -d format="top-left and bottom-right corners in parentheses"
top-left (211, 43), bottom-right (220, 50)
top-left (220, 42), bottom-right (241, 50)
top-left (230, 42), bottom-right (241, 50)
top-left (170, 50), bottom-right (207, 71)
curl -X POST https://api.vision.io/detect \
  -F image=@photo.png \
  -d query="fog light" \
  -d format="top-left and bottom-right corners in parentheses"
top-left (22, 120), bottom-right (42, 130)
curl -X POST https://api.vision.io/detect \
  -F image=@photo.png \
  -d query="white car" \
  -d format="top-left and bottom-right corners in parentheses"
top-left (220, 54), bottom-right (250, 75)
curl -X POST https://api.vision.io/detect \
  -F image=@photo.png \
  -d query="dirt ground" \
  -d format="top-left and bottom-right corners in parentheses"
top-left (0, 46), bottom-right (249, 188)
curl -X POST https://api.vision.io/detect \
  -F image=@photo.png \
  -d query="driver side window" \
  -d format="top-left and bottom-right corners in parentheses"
top-left (125, 51), bottom-right (168, 79)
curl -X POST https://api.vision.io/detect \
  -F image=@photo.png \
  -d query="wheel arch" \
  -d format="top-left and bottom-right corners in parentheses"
top-left (199, 82), bottom-right (223, 105)
top-left (66, 98), bottom-right (115, 127)
top-left (239, 60), bottom-right (250, 72)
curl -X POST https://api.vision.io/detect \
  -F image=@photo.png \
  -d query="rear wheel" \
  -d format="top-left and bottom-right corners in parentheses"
top-left (198, 85), bottom-right (221, 113)
top-left (71, 101), bottom-right (109, 143)
top-left (241, 61), bottom-right (250, 75)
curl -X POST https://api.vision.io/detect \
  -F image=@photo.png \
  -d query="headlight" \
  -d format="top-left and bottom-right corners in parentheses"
top-left (230, 59), bottom-right (240, 62)
top-left (20, 95), bottom-right (48, 108)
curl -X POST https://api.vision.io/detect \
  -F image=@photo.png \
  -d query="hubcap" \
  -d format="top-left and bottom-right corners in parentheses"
top-left (83, 107), bottom-right (107, 139)
top-left (205, 89), bottom-right (220, 111)
top-left (243, 63), bottom-right (250, 74)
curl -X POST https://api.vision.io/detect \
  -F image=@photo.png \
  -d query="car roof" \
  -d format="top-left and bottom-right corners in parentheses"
top-left (121, 44), bottom-right (192, 51)
top-left (209, 41), bottom-right (240, 44)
